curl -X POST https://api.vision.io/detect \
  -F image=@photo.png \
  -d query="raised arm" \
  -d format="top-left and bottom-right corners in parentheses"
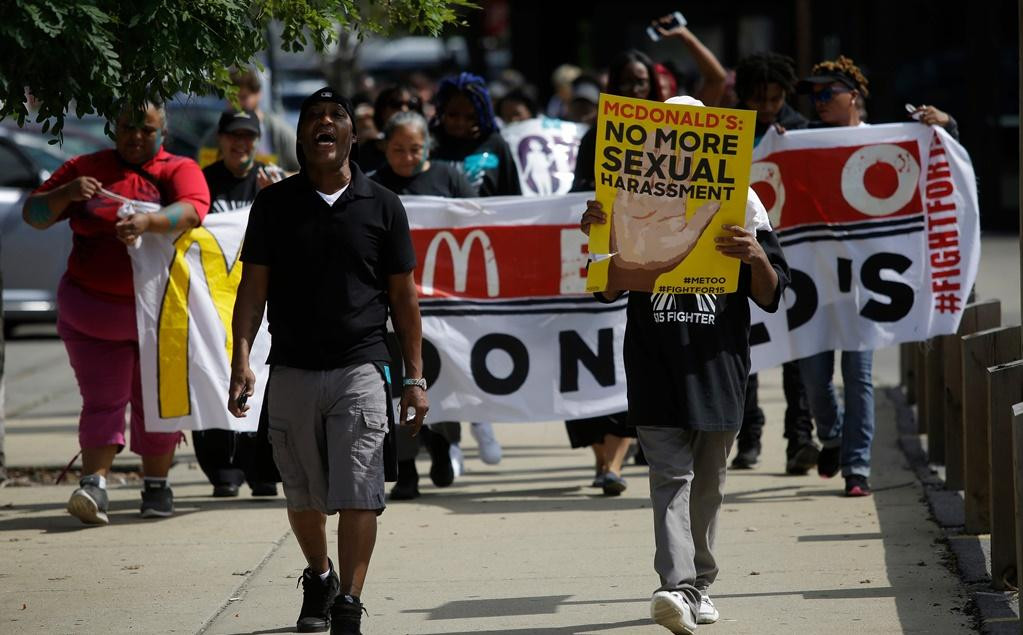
top-left (227, 263), bottom-right (269, 417)
top-left (388, 271), bottom-right (429, 435)
top-left (655, 18), bottom-right (728, 105)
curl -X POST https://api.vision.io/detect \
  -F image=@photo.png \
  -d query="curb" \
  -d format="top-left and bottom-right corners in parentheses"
top-left (885, 386), bottom-right (1020, 634)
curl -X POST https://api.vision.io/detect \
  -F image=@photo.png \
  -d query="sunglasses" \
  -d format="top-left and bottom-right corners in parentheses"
top-left (811, 87), bottom-right (852, 104)
top-left (386, 98), bottom-right (420, 110)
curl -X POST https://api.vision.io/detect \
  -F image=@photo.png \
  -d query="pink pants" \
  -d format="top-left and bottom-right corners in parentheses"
top-left (57, 276), bottom-right (181, 456)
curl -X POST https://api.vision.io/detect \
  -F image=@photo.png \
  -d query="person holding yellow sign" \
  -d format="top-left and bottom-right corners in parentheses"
top-left (581, 95), bottom-right (790, 634)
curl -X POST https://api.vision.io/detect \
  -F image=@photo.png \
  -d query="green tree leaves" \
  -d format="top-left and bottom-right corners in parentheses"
top-left (0, 0), bottom-right (474, 141)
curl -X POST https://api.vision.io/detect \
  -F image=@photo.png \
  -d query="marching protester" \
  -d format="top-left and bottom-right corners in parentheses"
top-left (566, 76), bottom-right (601, 126)
top-left (23, 98), bottom-right (211, 523)
top-left (729, 52), bottom-right (817, 473)
top-left (581, 96), bottom-right (791, 634)
top-left (496, 88), bottom-right (539, 125)
top-left (428, 72), bottom-right (515, 481)
top-left (358, 84), bottom-right (424, 174)
top-left (567, 47), bottom-right (664, 495)
top-left (430, 72), bottom-right (522, 197)
top-left (191, 109), bottom-right (283, 498)
top-left (368, 110), bottom-right (477, 500)
top-left (228, 87), bottom-right (427, 634)
top-left (795, 55), bottom-right (959, 496)
top-left (197, 67), bottom-right (300, 172)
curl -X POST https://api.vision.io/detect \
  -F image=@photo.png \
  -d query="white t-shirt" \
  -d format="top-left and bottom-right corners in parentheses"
top-left (316, 184), bottom-right (349, 206)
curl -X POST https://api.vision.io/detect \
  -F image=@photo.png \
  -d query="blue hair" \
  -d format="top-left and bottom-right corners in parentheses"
top-left (433, 72), bottom-right (498, 138)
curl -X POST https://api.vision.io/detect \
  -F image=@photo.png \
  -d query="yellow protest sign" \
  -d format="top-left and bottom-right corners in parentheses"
top-left (585, 94), bottom-right (756, 294)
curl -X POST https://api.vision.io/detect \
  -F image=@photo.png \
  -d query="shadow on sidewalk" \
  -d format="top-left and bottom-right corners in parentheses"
top-left (0, 495), bottom-right (284, 533)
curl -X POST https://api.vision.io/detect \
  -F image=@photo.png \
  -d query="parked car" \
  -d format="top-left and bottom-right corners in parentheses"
top-left (0, 126), bottom-right (75, 335)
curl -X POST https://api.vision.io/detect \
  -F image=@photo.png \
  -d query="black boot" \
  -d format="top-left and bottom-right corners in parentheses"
top-left (297, 559), bottom-right (340, 633)
top-left (330, 594), bottom-right (366, 635)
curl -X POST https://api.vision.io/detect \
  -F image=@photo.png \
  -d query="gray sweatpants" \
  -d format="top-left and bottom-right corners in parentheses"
top-left (637, 426), bottom-right (738, 615)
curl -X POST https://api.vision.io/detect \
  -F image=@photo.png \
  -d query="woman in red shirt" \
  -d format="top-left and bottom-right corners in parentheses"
top-left (23, 99), bottom-right (210, 524)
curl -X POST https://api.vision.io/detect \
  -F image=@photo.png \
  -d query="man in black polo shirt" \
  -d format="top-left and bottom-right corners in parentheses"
top-left (228, 88), bottom-right (428, 635)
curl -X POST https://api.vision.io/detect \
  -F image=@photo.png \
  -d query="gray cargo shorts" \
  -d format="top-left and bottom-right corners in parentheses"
top-left (267, 363), bottom-right (389, 514)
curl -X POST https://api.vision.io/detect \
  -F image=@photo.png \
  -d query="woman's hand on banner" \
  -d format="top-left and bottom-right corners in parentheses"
top-left (399, 386), bottom-right (429, 436)
top-left (227, 365), bottom-right (255, 417)
top-left (911, 105), bottom-right (951, 128)
top-left (115, 212), bottom-right (151, 246)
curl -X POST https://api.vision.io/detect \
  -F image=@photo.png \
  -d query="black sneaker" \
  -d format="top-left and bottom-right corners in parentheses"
top-left (844, 474), bottom-right (872, 497)
top-left (730, 444), bottom-right (760, 469)
top-left (785, 443), bottom-right (820, 475)
top-left (250, 482), bottom-right (279, 497)
top-left (67, 475), bottom-right (109, 525)
top-left (817, 445), bottom-right (841, 479)
top-left (389, 459), bottom-right (420, 500)
top-left (140, 481), bottom-right (174, 518)
top-left (297, 560), bottom-right (340, 633)
top-left (212, 483), bottom-right (240, 498)
top-left (427, 432), bottom-right (454, 487)
top-left (330, 594), bottom-right (366, 635)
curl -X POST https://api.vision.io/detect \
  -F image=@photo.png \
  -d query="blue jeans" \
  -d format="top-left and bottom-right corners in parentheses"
top-left (798, 350), bottom-right (874, 477)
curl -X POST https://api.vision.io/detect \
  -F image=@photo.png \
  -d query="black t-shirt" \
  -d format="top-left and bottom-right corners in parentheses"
top-left (240, 162), bottom-right (417, 370)
top-left (430, 130), bottom-right (522, 197)
top-left (369, 161), bottom-right (477, 198)
top-left (622, 230), bottom-right (790, 431)
top-left (203, 160), bottom-right (263, 214)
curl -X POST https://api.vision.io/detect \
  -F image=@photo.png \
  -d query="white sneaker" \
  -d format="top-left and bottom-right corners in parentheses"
top-left (697, 593), bottom-right (719, 624)
top-left (449, 443), bottom-right (465, 477)
top-left (650, 591), bottom-right (697, 635)
top-left (470, 422), bottom-right (502, 465)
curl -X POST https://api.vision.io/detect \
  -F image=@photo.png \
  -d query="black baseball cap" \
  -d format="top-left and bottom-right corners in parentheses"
top-left (217, 109), bottom-right (261, 135)
top-left (297, 87), bottom-right (355, 126)
top-left (796, 70), bottom-right (862, 94)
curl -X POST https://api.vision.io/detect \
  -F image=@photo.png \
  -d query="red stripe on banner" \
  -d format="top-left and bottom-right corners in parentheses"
top-left (412, 225), bottom-right (586, 299)
top-left (751, 141), bottom-right (923, 228)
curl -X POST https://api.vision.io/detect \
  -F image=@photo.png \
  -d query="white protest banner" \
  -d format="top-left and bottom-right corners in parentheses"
top-left (501, 117), bottom-right (588, 195)
top-left (402, 193), bottom-right (627, 422)
top-left (747, 123), bottom-right (979, 371)
top-left (130, 209), bottom-right (271, 432)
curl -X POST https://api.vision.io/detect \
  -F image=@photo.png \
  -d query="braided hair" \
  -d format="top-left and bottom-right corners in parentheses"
top-left (433, 72), bottom-right (498, 138)
top-left (812, 55), bottom-right (870, 98)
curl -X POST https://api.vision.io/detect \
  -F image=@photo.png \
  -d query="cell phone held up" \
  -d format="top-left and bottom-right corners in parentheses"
top-left (647, 11), bottom-right (687, 41)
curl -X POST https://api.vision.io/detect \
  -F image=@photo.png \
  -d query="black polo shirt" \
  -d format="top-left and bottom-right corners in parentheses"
top-left (240, 162), bottom-right (416, 370)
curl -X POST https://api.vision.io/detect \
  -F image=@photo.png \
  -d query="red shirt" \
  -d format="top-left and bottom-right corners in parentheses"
top-left (35, 148), bottom-right (210, 299)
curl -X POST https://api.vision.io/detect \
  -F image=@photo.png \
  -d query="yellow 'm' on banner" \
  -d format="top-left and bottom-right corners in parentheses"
top-left (157, 228), bottom-right (243, 418)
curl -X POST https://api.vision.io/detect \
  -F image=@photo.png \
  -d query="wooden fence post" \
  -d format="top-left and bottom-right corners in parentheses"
top-left (901, 342), bottom-right (916, 404)
top-left (943, 300), bottom-right (1001, 490)
top-left (987, 361), bottom-right (1023, 591)
top-left (961, 325), bottom-right (1021, 535)
top-left (1011, 402), bottom-right (1023, 603)
top-left (925, 337), bottom-right (946, 463)
top-left (915, 343), bottom-right (928, 434)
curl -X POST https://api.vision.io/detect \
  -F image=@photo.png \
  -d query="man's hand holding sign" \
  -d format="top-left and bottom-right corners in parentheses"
top-left (585, 94), bottom-right (756, 294)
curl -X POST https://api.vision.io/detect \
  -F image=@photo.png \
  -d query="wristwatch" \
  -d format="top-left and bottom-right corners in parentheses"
top-left (403, 377), bottom-right (427, 391)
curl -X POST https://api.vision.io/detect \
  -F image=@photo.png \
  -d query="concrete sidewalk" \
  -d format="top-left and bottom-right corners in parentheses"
top-left (0, 342), bottom-right (973, 634)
